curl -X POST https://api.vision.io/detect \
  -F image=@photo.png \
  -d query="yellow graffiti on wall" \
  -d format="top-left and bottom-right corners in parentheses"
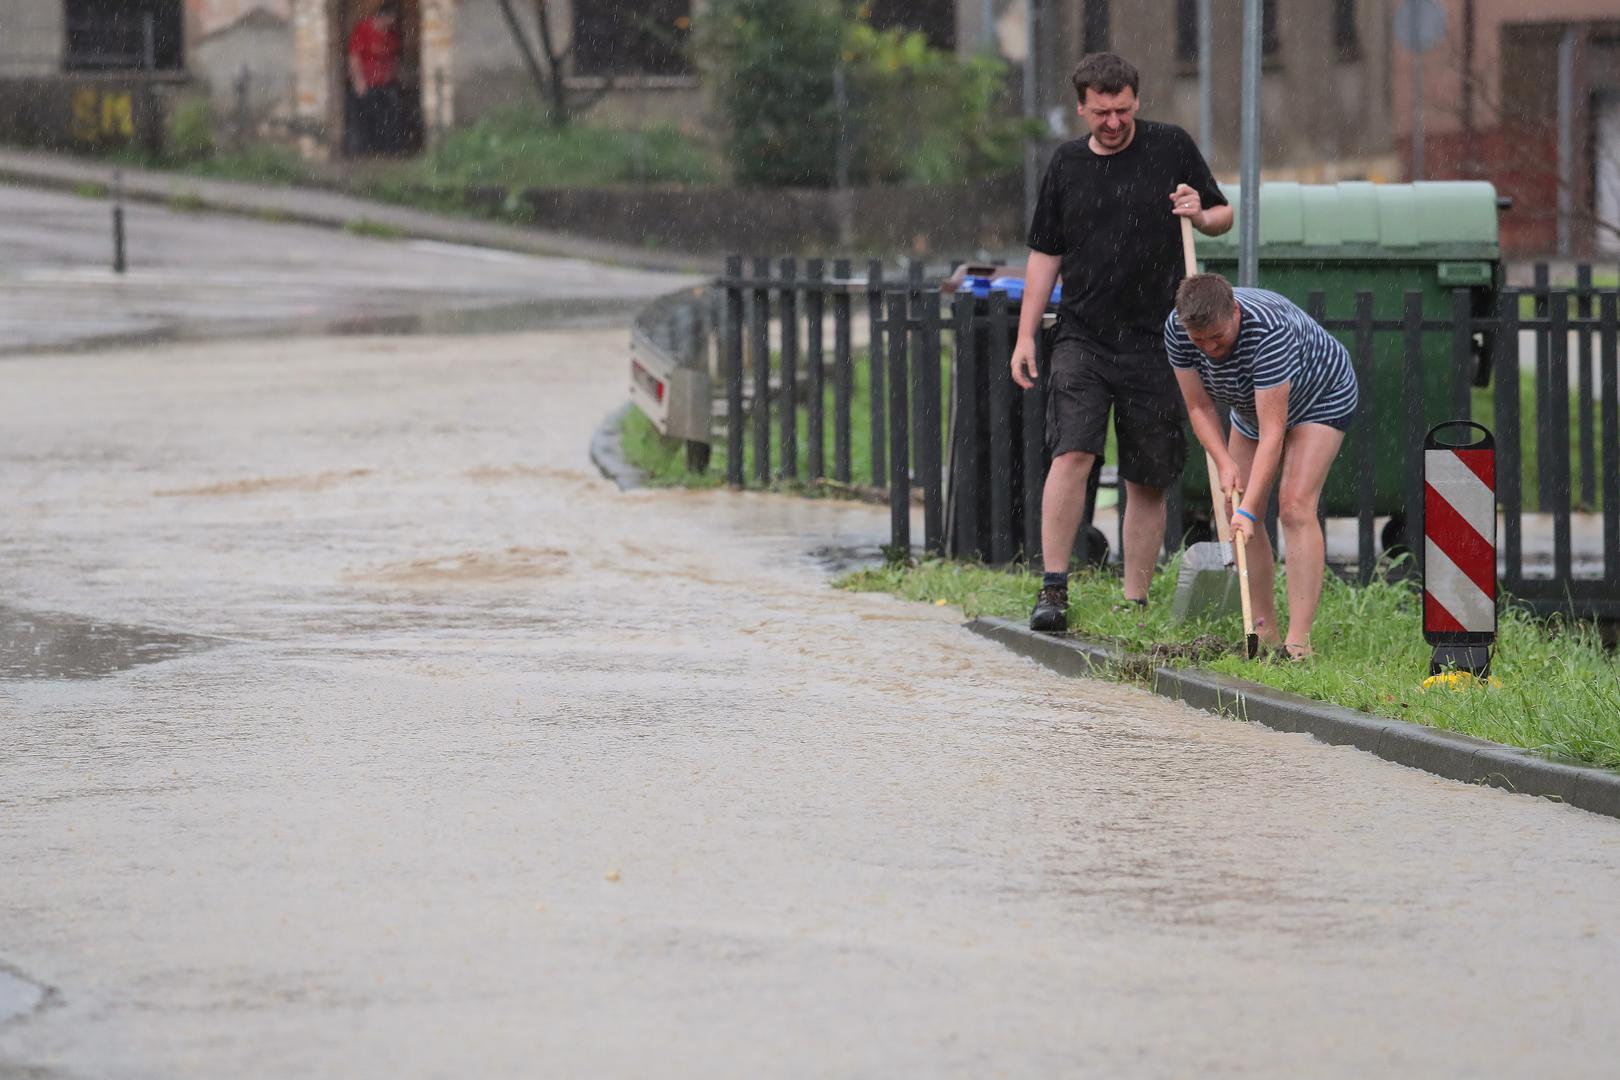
top-left (70, 88), bottom-right (136, 142)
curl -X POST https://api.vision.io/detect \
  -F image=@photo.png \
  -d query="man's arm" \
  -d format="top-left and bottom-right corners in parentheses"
top-left (1170, 183), bottom-right (1233, 237)
top-left (1195, 202), bottom-right (1233, 237)
top-left (1009, 250), bottom-right (1062, 389)
top-left (1173, 367), bottom-right (1240, 498)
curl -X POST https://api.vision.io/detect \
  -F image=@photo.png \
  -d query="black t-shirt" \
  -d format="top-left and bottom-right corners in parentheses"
top-left (1027, 120), bottom-right (1227, 354)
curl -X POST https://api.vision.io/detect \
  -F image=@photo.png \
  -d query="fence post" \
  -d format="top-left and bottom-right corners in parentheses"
top-left (725, 255), bottom-right (744, 488)
top-left (778, 257), bottom-right (799, 481)
top-left (833, 259), bottom-right (854, 483)
top-left (1494, 289), bottom-right (1523, 590)
top-left (1577, 263), bottom-right (1595, 509)
top-left (1600, 290), bottom-right (1619, 588)
top-left (987, 290), bottom-right (1014, 565)
top-left (886, 290), bottom-right (911, 554)
top-left (750, 257), bottom-right (771, 485)
top-left (1023, 329), bottom-right (1048, 566)
top-left (1534, 262), bottom-right (1551, 504)
top-left (1549, 287), bottom-right (1573, 581)
top-left (867, 259), bottom-right (887, 486)
top-left (1403, 291), bottom-right (1426, 570)
top-left (1451, 288), bottom-right (1473, 421)
top-left (1353, 291), bottom-right (1376, 583)
top-left (950, 293), bottom-right (980, 560)
top-left (806, 258), bottom-right (826, 481)
top-left (917, 290), bottom-right (944, 555)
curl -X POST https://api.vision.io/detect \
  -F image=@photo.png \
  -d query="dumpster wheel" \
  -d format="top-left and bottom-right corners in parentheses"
top-left (1381, 512), bottom-right (1409, 556)
top-left (1079, 524), bottom-right (1110, 569)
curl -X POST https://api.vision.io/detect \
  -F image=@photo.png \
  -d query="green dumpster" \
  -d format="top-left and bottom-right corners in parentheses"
top-left (1186, 181), bottom-right (1501, 530)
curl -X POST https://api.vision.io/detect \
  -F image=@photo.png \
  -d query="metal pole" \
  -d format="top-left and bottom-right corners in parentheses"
top-left (1198, 0), bottom-right (1213, 158)
top-left (1410, 1), bottom-right (1425, 181)
top-left (834, 63), bottom-right (853, 250)
top-left (982, 0), bottom-right (995, 52)
top-left (141, 12), bottom-right (156, 70)
top-left (1557, 25), bottom-right (1578, 257)
top-left (1023, 0), bottom-right (1040, 231)
top-left (111, 170), bottom-right (126, 275)
top-left (1238, 0), bottom-right (1262, 287)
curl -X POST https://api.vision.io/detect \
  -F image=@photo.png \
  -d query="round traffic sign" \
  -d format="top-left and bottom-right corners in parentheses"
top-left (1395, 0), bottom-right (1447, 53)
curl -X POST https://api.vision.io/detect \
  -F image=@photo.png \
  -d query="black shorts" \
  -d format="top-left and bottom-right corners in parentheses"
top-left (1045, 339), bottom-right (1188, 489)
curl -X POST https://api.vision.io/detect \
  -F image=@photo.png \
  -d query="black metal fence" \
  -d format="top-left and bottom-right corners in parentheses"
top-left (713, 256), bottom-right (1620, 620)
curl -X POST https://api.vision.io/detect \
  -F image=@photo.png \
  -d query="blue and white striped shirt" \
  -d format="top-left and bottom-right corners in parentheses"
top-left (1164, 288), bottom-right (1359, 438)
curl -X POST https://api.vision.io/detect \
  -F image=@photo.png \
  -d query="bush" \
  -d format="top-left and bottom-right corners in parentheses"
top-left (406, 108), bottom-right (719, 190)
top-left (166, 95), bottom-right (215, 162)
top-left (695, 0), bottom-right (844, 187)
top-left (697, 0), bottom-right (1028, 187)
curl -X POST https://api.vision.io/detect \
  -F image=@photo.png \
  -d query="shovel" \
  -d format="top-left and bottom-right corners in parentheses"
top-left (1170, 217), bottom-right (1244, 627)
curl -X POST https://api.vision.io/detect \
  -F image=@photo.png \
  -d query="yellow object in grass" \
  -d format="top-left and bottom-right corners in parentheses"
top-left (1421, 670), bottom-right (1503, 691)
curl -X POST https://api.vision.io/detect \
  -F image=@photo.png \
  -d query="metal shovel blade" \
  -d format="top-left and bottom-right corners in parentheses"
top-left (1170, 540), bottom-right (1242, 623)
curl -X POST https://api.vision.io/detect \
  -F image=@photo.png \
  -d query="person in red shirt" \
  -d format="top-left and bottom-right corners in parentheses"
top-left (347, 2), bottom-right (404, 153)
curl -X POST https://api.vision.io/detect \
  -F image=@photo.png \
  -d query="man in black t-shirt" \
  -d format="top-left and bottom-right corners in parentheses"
top-left (1011, 53), bottom-right (1232, 633)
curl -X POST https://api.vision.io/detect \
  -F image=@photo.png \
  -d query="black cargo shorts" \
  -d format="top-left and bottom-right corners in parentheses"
top-left (1044, 338), bottom-right (1188, 489)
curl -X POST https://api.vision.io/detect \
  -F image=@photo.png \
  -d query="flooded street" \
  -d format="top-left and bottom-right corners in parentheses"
top-left (3, 326), bottom-right (1620, 1078)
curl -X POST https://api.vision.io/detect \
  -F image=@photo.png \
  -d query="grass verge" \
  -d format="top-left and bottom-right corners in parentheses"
top-left (838, 557), bottom-right (1620, 770)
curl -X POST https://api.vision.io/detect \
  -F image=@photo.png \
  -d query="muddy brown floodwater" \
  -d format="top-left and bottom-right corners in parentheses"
top-left (2, 328), bottom-right (1620, 1078)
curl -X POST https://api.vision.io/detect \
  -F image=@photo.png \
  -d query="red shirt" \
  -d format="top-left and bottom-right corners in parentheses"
top-left (348, 17), bottom-right (401, 88)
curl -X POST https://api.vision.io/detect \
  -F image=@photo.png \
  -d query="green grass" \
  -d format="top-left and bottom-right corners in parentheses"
top-left (389, 109), bottom-right (718, 197)
top-left (71, 180), bottom-right (108, 199)
top-left (838, 557), bottom-right (1620, 770)
top-left (623, 348), bottom-right (969, 497)
top-left (621, 407), bottom-right (726, 489)
top-left (1472, 368), bottom-right (1607, 512)
top-left (343, 217), bottom-right (404, 239)
top-left (625, 345), bottom-right (1124, 499)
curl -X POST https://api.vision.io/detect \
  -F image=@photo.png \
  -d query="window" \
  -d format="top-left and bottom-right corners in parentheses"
top-left (1262, 0), bottom-right (1280, 58)
top-left (1083, 0), bottom-right (1111, 54)
top-left (866, 0), bottom-right (956, 51)
top-left (1333, 0), bottom-right (1360, 60)
top-left (64, 0), bottom-right (182, 71)
top-left (1176, 0), bottom-right (1198, 64)
top-left (572, 0), bottom-right (692, 78)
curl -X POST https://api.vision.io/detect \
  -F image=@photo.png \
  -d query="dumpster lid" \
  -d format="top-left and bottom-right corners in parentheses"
top-left (1197, 181), bottom-right (1501, 261)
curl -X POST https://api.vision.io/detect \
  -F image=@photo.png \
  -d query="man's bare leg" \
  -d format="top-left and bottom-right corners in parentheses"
top-left (1276, 424), bottom-right (1345, 654)
top-left (1041, 450), bottom-right (1096, 573)
top-left (1120, 481), bottom-right (1166, 602)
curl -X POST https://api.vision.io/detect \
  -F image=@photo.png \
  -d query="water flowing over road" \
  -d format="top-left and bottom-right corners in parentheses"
top-left (2, 327), bottom-right (1619, 1078)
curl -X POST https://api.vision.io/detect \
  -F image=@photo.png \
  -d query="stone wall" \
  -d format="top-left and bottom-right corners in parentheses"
top-left (486, 176), bottom-right (1025, 256)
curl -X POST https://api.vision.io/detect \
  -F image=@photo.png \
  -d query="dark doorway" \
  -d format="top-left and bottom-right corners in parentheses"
top-left (340, 0), bottom-right (423, 157)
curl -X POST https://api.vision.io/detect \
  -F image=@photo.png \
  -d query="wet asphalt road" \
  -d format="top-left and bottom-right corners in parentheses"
top-left (2, 326), bottom-right (1620, 1078)
top-left (0, 183), bottom-right (695, 354)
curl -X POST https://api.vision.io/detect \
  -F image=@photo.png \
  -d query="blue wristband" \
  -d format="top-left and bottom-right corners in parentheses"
top-left (1235, 508), bottom-right (1258, 525)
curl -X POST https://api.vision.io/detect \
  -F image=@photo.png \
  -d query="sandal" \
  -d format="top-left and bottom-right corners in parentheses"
top-left (1283, 643), bottom-right (1313, 662)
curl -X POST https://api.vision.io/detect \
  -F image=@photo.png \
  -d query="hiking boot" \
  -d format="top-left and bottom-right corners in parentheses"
top-left (1029, 585), bottom-right (1069, 633)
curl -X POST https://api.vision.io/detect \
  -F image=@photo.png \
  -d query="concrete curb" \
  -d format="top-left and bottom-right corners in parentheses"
top-left (590, 404), bottom-right (646, 492)
top-left (968, 615), bottom-right (1620, 821)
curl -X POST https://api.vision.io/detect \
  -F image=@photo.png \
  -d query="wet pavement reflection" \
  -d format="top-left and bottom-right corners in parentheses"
top-left (0, 606), bottom-right (214, 680)
top-left (1, 328), bottom-right (1619, 1078)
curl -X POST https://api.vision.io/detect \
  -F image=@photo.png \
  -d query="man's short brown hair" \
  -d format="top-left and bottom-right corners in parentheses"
top-left (1071, 53), bottom-right (1140, 103)
top-left (1176, 273), bottom-right (1236, 331)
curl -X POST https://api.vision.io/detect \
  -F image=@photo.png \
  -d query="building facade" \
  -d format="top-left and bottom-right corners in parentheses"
top-left (954, 0), bottom-right (1399, 182)
top-left (1386, 0), bottom-right (1620, 256)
